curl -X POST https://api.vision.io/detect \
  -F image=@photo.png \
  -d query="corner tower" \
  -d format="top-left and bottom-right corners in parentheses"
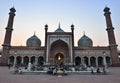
top-left (103, 6), bottom-right (119, 66)
top-left (0, 7), bottom-right (16, 65)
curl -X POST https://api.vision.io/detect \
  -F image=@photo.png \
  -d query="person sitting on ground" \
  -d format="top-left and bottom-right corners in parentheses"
top-left (96, 67), bottom-right (101, 74)
top-left (18, 68), bottom-right (23, 74)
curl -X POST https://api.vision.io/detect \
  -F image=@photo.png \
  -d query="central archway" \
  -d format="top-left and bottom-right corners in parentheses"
top-left (49, 40), bottom-right (69, 65)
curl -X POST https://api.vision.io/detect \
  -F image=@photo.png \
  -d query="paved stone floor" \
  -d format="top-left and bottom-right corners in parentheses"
top-left (0, 66), bottom-right (120, 83)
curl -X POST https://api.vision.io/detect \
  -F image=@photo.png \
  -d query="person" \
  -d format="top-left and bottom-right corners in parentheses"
top-left (18, 68), bottom-right (23, 74)
top-left (14, 66), bottom-right (19, 74)
top-left (52, 68), bottom-right (57, 75)
top-left (47, 67), bottom-right (51, 74)
top-left (31, 64), bottom-right (35, 71)
top-left (96, 67), bottom-right (101, 74)
top-left (90, 66), bottom-right (94, 74)
top-left (102, 67), bottom-right (106, 75)
top-left (79, 66), bottom-right (82, 71)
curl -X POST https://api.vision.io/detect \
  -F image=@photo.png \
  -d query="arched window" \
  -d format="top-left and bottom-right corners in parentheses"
top-left (90, 56), bottom-right (96, 66)
top-left (98, 56), bottom-right (103, 66)
top-left (9, 56), bottom-right (14, 65)
top-left (23, 56), bottom-right (29, 66)
top-left (75, 56), bottom-right (81, 66)
top-left (31, 56), bottom-right (35, 64)
top-left (38, 56), bottom-right (44, 66)
top-left (84, 56), bottom-right (88, 66)
top-left (16, 56), bottom-right (22, 66)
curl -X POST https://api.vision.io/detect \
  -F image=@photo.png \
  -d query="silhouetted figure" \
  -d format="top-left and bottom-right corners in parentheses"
top-left (52, 68), bottom-right (57, 75)
top-left (102, 67), bottom-right (106, 75)
top-left (96, 68), bottom-right (101, 74)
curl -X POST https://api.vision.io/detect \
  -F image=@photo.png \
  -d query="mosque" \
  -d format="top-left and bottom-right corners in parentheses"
top-left (0, 7), bottom-right (120, 67)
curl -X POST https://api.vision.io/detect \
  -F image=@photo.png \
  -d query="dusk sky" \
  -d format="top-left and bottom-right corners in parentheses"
top-left (0, 0), bottom-right (120, 49)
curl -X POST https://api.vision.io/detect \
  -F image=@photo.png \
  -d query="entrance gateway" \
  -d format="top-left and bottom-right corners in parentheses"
top-left (46, 33), bottom-right (74, 65)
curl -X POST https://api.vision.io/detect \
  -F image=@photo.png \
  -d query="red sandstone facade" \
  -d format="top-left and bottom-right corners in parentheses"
top-left (0, 7), bottom-right (120, 66)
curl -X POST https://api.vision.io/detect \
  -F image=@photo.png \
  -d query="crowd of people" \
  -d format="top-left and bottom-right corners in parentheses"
top-left (46, 66), bottom-right (68, 75)
top-left (8, 63), bottom-right (107, 75)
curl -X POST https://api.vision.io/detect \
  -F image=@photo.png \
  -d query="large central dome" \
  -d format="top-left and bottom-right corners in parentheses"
top-left (78, 33), bottom-right (93, 47)
top-left (26, 34), bottom-right (41, 46)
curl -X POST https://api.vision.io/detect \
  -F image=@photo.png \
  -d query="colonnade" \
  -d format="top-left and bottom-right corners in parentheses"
top-left (8, 56), bottom-right (44, 66)
top-left (74, 56), bottom-right (111, 67)
top-left (8, 55), bottom-right (111, 67)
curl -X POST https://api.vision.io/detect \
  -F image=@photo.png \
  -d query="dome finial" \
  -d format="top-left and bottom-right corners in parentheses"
top-left (34, 31), bottom-right (36, 36)
top-left (10, 7), bottom-right (16, 12)
top-left (71, 24), bottom-right (74, 28)
top-left (83, 31), bottom-right (85, 35)
top-left (45, 24), bottom-right (48, 28)
top-left (59, 22), bottom-right (61, 29)
top-left (104, 5), bottom-right (110, 12)
top-left (55, 22), bottom-right (64, 32)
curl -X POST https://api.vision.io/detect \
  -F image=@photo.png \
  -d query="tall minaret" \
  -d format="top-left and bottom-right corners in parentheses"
top-left (71, 24), bottom-right (75, 65)
top-left (104, 6), bottom-right (119, 66)
top-left (0, 7), bottom-right (16, 65)
top-left (44, 24), bottom-right (48, 63)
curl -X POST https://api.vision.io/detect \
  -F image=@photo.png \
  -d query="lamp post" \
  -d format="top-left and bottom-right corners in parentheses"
top-left (103, 52), bottom-right (107, 69)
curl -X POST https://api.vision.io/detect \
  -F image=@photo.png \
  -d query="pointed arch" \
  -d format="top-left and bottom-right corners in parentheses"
top-left (84, 56), bottom-right (88, 66)
top-left (38, 56), bottom-right (44, 66)
top-left (31, 56), bottom-right (35, 64)
top-left (16, 56), bottom-right (22, 66)
top-left (75, 56), bottom-right (81, 66)
top-left (49, 39), bottom-right (69, 65)
top-left (90, 56), bottom-right (96, 66)
top-left (98, 56), bottom-right (103, 66)
top-left (9, 56), bottom-right (14, 65)
top-left (23, 56), bottom-right (29, 66)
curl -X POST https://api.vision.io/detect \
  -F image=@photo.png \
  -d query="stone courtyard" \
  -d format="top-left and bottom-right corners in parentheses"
top-left (0, 66), bottom-right (120, 83)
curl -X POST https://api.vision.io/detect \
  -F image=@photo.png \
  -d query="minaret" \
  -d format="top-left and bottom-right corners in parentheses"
top-left (0, 7), bottom-right (16, 65)
top-left (103, 6), bottom-right (119, 66)
top-left (71, 24), bottom-right (75, 65)
top-left (44, 24), bottom-right (48, 63)
top-left (104, 7), bottom-right (116, 45)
